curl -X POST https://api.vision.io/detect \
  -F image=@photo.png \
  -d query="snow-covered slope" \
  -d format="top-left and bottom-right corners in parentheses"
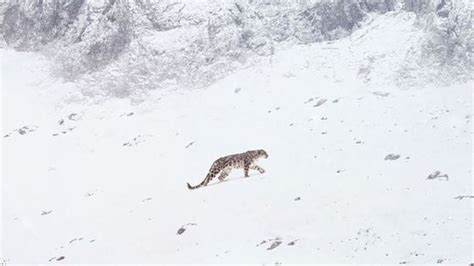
top-left (2, 0), bottom-right (471, 100)
top-left (1, 12), bottom-right (472, 264)
top-left (1, 0), bottom-right (399, 100)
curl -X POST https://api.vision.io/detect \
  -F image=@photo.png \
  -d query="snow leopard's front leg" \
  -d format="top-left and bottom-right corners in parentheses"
top-left (250, 164), bottom-right (265, 174)
top-left (244, 162), bottom-right (250, 177)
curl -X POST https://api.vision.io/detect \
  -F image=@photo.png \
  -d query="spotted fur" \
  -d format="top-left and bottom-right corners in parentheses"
top-left (187, 149), bottom-right (268, 190)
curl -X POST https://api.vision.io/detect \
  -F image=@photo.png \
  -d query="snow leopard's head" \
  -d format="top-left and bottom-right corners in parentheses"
top-left (255, 149), bottom-right (268, 159)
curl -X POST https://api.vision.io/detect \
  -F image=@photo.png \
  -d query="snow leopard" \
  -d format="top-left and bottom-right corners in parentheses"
top-left (187, 149), bottom-right (268, 190)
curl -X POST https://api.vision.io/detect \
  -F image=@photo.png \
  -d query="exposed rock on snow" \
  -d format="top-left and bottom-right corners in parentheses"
top-left (267, 240), bottom-right (282, 251)
top-left (40, 210), bottom-right (53, 216)
top-left (177, 223), bottom-right (197, 235)
top-left (313, 98), bottom-right (328, 107)
top-left (257, 237), bottom-right (285, 251)
top-left (122, 135), bottom-right (147, 147)
top-left (3, 125), bottom-right (38, 138)
top-left (176, 227), bottom-right (185, 235)
top-left (372, 91), bottom-right (390, 97)
top-left (385, 154), bottom-right (401, 160)
top-left (453, 195), bottom-right (474, 200)
top-left (427, 170), bottom-right (449, 180)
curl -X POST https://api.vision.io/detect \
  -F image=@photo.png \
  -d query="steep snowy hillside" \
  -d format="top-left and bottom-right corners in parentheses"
top-left (1, 0), bottom-right (398, 100)
top-left (1, 11), bottom-right (472, 264)
top-left (2, 0), bottom-right (471, 101)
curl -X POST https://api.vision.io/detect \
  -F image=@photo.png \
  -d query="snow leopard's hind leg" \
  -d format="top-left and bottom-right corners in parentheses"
top-left (218, 168), bottom-right (231, 181)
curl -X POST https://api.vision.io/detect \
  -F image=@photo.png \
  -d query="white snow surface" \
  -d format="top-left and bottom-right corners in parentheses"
top-left (1, 12), bottom-right (472, 264)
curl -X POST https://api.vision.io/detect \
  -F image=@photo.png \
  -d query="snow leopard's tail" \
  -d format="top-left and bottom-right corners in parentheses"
top-left (187, 181), bottom-right (205, 190)
top-left (187, 173), bottom-right (213, 190)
